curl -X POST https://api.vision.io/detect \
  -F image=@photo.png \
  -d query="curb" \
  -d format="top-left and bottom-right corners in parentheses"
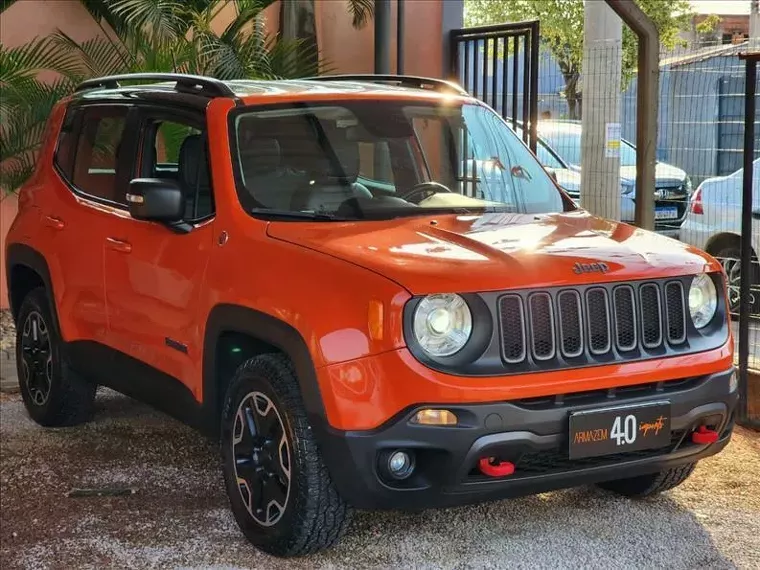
top-left (0, 349), bottom-right (19, 393)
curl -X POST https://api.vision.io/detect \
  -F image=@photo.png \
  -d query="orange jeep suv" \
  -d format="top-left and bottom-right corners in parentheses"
top-left (5, 73), bottom-right (738, 556)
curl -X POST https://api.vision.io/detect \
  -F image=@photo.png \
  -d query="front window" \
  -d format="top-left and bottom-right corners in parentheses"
top-left (230, 101), bottom-right (568, 220)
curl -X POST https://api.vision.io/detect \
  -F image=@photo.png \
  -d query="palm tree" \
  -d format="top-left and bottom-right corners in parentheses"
top-left (0, 37), bottom-right (80, 192)
top-left (1, 0), bottom-right (326, 192)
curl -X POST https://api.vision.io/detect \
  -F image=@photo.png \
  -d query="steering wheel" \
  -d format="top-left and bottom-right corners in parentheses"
top-left (400, 181), bottom-right (454, 204)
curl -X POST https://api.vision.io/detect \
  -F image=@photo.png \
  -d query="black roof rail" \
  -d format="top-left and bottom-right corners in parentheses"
top-left (75, 73), bottom-right (236, 98)
top-left (308, 74), bottom-right (469, 96)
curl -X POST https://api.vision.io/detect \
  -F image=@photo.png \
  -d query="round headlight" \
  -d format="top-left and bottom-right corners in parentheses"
top-left (412, 294), bottom-right (472, 357)
top-left (689, 274), bottom-right (717, 329)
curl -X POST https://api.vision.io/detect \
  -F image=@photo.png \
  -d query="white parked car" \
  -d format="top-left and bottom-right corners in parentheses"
top-left (680, 158), bottom-right (760, 314)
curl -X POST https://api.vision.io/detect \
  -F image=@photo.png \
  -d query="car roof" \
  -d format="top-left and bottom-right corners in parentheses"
top-left (71, 74), bottom-right (471, 108)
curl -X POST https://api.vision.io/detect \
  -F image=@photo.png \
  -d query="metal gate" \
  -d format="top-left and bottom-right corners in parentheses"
top-left (737, 51), bottom-right (760, 429)
top-left (450, 21), bottom-right (540, 153)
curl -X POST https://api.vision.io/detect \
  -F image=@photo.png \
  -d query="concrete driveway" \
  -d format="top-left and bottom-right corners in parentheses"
top-left (1, 389), bottom-right (759, 570)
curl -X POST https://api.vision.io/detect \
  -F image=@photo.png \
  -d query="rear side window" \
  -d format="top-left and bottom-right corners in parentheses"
top-left (54, 109), bottom-right (79, 180)
top-left (58, 106), bottom-right (129, 204)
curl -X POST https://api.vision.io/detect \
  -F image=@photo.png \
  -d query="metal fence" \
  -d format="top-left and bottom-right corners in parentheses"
top-left (537, 41), bottom-right (760, 425)
top-left (450, 31), bottom-right (760, 424)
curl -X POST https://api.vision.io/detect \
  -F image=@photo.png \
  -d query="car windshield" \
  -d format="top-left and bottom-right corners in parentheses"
top-left (230, 101), bottom-right (568, 220)
top-left (540, 125), bottom-right (637, 167)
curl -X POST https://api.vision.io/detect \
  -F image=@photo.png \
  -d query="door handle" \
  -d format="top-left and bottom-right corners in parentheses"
top-left (106, 237), bottom-right (132, 253)
top-left (44, 216), bottom-right (65, 230)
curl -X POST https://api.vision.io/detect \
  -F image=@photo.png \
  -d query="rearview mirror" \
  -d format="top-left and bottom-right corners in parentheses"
top-left (127, 178), bottom-right (185, 223)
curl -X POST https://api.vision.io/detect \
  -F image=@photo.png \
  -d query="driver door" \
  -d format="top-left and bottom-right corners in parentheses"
top-left (103, 107), bottom-right (215, 387)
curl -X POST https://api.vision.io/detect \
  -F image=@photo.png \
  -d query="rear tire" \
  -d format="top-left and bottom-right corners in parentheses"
top-left (15, 287), bottom-right (96, 426)
top-left (713, 245), bottom-right (759, 316)
top-left (597, 463), bottom-right (696, 498)
top-left (220, 354), bottom-right (352, 557)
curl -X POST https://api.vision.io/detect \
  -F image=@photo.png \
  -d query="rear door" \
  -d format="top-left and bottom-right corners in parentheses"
top-left (43, 104), bottom-right (138, 346)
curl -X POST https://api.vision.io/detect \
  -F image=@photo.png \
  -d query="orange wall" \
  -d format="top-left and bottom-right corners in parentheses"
top-left (315, 0), bottom-right (444, 76)
top-left (0, 0), bottom-right (446, 309)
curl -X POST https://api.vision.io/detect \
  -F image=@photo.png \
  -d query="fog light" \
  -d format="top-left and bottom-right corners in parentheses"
top-left (729, 370), bottom-right (738, 393)
top-left (381, 450), bottom-right (415, 480)
top-left (411, 408), bottom-right (458, 426)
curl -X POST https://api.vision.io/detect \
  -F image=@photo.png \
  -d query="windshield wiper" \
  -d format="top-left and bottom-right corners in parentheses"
top-left (250, 208), bottom-right (352, 221)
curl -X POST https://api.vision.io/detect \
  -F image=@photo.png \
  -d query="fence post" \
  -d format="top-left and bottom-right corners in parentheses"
top-left (738, 50), bottom-right (759, 428)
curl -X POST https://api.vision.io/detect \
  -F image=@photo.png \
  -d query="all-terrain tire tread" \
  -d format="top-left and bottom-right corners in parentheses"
top-left (598, 462), bottom-right (696, 498)
top-left (225, 354), bottom-right (352, 556)
top-left (16, 287), bottom-right (96, 427)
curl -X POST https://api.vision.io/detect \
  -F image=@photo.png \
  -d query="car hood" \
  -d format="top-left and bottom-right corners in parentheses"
top-left (267, 210), bottom-right (719, 294)
top-left (619, 163), bottom-right (687, 186)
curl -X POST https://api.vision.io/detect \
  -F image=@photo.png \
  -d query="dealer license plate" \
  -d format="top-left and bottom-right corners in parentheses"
top-left (568, 402), bottom-right (671, 459)
top-left (654, 207), bottom-right (678, 220)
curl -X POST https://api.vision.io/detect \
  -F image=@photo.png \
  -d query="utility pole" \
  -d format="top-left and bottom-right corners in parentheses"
top-left (751, 0), bottom-right (760, 48)
top-left (580, 0), bottom-right (623, 221)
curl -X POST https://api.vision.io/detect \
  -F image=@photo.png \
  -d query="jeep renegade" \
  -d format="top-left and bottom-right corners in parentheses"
top-left (4, 73), bottom-right (737, 557)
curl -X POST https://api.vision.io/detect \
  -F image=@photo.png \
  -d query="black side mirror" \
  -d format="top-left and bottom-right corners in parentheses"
top-left (545, 167), bottom-right (558, 182)
top-left (127, 178), bottom-right (185, 223)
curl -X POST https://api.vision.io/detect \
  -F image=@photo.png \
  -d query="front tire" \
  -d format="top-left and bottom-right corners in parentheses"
top-left (597, 463), bottom-right (696, 498)
top-left (15, 287), bottom-right (96, 426)
top-left (221, 354), bottom-right (352, 557)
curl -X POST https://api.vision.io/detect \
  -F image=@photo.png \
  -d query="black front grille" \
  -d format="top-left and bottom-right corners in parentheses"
top-left (586, 288), bottom-right (611, 354)
top-left (665, 282), bottom-right (686, 344)
top-left (512, 430), bottom-right (686, 476)
top-left (499, 295), bottom-right (525, 362)
top-left (529, 293), bottom-right (555, 360)
top-left (557, 290), bottom-right (582, 357)
top-left (498, 278), bottom-right (691, 368)
top-left (639, 284), bottom-right (662, 348)
top-left (613, 286), bottom-right (636, 351)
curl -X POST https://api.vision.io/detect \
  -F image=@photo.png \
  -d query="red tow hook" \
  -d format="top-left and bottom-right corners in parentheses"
top-left (478, 457), bottom-right (515, 478)
top-left (691, 425), bottom-right (720, 445)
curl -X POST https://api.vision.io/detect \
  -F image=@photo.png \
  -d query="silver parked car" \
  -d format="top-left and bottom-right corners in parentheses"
top-left (517, 121), bottom-right (693, 237)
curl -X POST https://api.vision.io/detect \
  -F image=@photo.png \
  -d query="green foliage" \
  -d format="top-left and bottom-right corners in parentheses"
top-left (347, 0), bottom-right (374, 29)
top-left (0, 37), bottom-right (79, 191)
top-left (0, 0), bottom-right (327, 192)
top-left (464, 0), bottom-right (693, 118)
top-left (696, 14), bottom-right (721, 35)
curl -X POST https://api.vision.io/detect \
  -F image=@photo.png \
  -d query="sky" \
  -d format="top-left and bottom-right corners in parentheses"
top-left (689, 1), bottom-right (752, 15)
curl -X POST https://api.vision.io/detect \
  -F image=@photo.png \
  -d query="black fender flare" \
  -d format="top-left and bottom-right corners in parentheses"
top-left (202, 304), bottom-right (329, 436)
top-left (5, 243), bottom-right (61, 336)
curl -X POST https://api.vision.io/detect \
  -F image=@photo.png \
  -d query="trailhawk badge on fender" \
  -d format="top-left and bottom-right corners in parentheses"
top-left (573, 261), bottom-right (610, 274)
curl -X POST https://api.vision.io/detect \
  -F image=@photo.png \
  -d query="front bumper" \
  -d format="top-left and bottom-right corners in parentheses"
top-left (318, 367), bottom-right (737, 510)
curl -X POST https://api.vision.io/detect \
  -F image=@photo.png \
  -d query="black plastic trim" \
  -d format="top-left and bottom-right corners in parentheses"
top-left (67, 340), bottom-right (208, 432)
top-left (307, 74), bottom-right (469, 96)
top-left (202, 305), bottom-right (328, 438)
top-left (76, 73), bottom-right (236, 98)
top-left (320, 367), bottom-right (737, 509)
top-left (4, 244), bottom-right (60, 333)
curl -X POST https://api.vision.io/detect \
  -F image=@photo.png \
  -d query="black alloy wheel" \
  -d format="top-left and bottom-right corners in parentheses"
top-left (20, 310), bottom-right (53, 406)
top-left (231, 391), bottom-right (291, 527)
